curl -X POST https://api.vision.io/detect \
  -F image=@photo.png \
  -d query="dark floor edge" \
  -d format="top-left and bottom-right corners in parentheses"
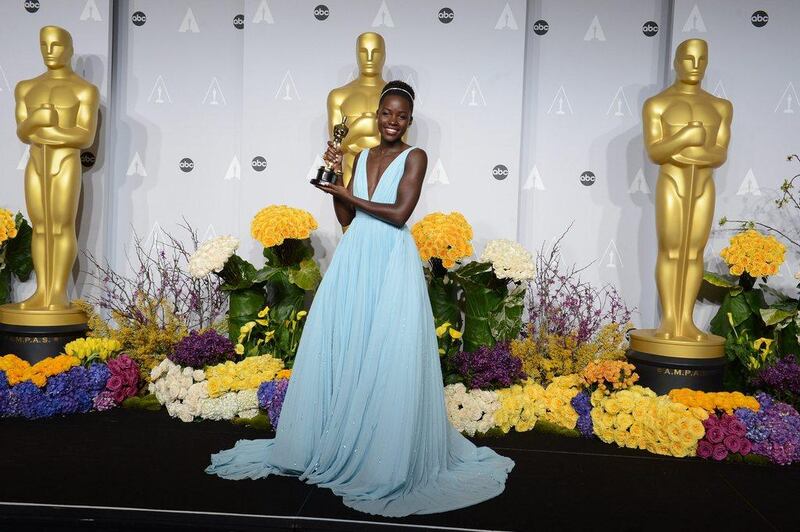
top-left (0, 502), bottom-right (509, 532)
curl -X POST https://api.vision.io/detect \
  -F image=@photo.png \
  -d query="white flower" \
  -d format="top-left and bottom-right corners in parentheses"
top-left (443, 383), bottom-right (501, 436)
top-left (199, 392), bottom-right (239, 420)
top-left (480, 239), bottom-right (535, 282)
top-left (236, 389), bottom-right (259, 413)
top-left (188, 235), bottom-right (240, 279)
top-left (192, 369), bottom-right (206, 382)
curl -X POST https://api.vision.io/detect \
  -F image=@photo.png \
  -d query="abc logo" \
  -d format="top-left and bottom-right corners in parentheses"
top-left (580, 171), bottom-right (596, 187)
top-left (438, 8), bottom-right (454, 24)
top-left (314, 5), bottom-right (330, 21)
top-left (642, 21), bottom-right (659, 37)
top-left (179, 158), bottom-right (194, 172)
top-left (233, 14), bottom-right (244, 29)
top-left (533, 19), bottom-right (549, 36)
top-left (24, 0), bottom-right (40, 13)
top-left (80, 152), bottom-right (96, 168)
top-left (251, 156), bottom-right (267, 171)
top-left (131, 11), bottom-right (147, 26)
top-left (751, 11), bottom-right (768, 27)
top-left (492, 164), bottom-right (509, 181)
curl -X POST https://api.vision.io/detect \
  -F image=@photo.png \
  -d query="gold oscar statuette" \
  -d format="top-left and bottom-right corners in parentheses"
top-left (0, 26), bottom-right (99, 329)
top-left (628, 39), bottom-right (732, 392)
top-left (326, 32), bottom-right (387, 189)
top-left (311, 117), bottom-right (349, 185)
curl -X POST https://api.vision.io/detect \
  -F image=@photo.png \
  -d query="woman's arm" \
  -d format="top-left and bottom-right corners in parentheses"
top-left (316, 148), bottom-right (428, 228)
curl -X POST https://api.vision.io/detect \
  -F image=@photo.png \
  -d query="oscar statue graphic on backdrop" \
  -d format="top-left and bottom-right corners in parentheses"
top-left (628, 39), bottom-right (732, 393)
top-left (0, 26), bottom-right (99, 363)
top-left (326, 32), bottom-right (387, 193)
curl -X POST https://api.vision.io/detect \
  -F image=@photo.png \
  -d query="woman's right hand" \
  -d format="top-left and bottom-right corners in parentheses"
top-left (323, 141), bottom-right (343, 174)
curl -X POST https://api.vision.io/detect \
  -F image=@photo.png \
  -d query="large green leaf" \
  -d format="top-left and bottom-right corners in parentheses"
top-left (252, 264), bottom-right (286, 284)
top-left (703, 271), bottom-right (737, 288)
top-left (288, 258), bottom-right (321, 291)
top-left (489, 283), bottom-right (526, 342)
top-left (428, 275), bottom-right (461, 330)
top-left (460, 281), bottom-right (505, 353)
top-left (709, 291), bottom-right (754, 337)
top-left (219, 254), bottom-right (257, 291)
top-left (0, 267), bottom-right (11, 305)
top-left (760, 308), bottom-right (796, 326)
top-left (228, 288), bottom-right (267, 341)
top-left (264, 238), bottom-right (314, 267)
top-left (7, 215), bottom-right (32, 281)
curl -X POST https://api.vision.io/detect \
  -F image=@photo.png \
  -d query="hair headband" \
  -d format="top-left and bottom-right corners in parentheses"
top-left (380, 87), bottom-right (414, 101)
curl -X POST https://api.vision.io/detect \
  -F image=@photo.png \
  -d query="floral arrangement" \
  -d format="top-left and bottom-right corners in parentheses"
top-left (719, 229), bottom-right (785, 278)
top-left (751, 356), bottom-right (800, 408)
top-left (258, 374), bottom-right (290, 428)
top-left (480, 239), bottom-right (535, 283)
top-left (590, 386), bottom-right (706, 458)
top-left (581, 360), bottom-right (639, 395)
top-left (0, 209), bottom-right (33, 304)
top-left (735, 392), bottom-right (800, 465)
top-left (453, 342), bottom-right (527, 390)
top-left (64, 337), bottom-right (122, 365)
top-left (168, 329), bottom-right (236, 368)
top-left (235, 306), bottom-right (307, 367)
top-left (0, 354), bottom-right (80, 387)
top-left (668, 389), bottom-right (760, 414)
top-left (696, 413), bottom-right (751, 461)
top-left (411, 212), bottom-right (473, 269)
top-left (205, 355), bottom-right (285, 398)
top-left (492, 380), bottom-right (544, 433)
top-left (95, 355), bottom-right (140, 409)
top-left (444, 382), bottom-right (503, 435)
top-left (250, 205), bottom-right (318, 248)
top-left (0, 355), bottom-right (139, 419)
top-left (148, 359), bottom-right (207, 422)
top-left (541, 375), bottom-right (583, 429)
top-left (188, 235), bottom-right (240, 279)
top-left (435, 321), bottom-right (463, 384)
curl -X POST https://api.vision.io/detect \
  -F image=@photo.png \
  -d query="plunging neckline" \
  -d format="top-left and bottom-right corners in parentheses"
top-left (364, 146), bottom-right (412, 201)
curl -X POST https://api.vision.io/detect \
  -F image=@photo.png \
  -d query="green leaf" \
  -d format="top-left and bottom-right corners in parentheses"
top-left (232, 412), bottom-right (273, 431)
top-left (703, 271), bottom-right (737, 288)
top-left (288, 258), bottom-right (321, 291)
top-left (251, 265), bottom-right (285, 284)
top-left (489, 284), bottom-right (525, 343)
top-left (760, 308), bottom-right (796, 326)
top-left (0, 267), bottom-right (11, 305)
top-left (709, 292), bottom-right (754, 337)
top-left (218, 254), bottom-right (257, 291)
top-left (6, 216), bottom-right (33, 281)
top-left (428, 275), bottom-right (461, 330)
top-left (228, 288), bottom-right (267, 342)
top-left (122, 394), bottom-right (162, 411)
top-left (743, 289), bottom-right (767, 315)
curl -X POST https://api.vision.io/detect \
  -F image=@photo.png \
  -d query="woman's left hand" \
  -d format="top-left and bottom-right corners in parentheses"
top-left (315, 181), bottom-right (351, 201)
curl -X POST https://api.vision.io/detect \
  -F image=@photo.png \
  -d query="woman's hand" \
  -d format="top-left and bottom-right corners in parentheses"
top-left (323, 141), bottom-right (344, 175)
top-left (315, 180), bottom-right (351, 202)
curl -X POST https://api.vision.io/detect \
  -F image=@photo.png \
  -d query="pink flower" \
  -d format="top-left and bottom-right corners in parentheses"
top-left (706, 426), bottom-right (725, 444)
top-left (712, 443), bottom-right (729, 461)
top-left (107, 375), bottom-right (123, 392)
top-left (111, 387), bottom-right (128, 404)
top-left (739, 438), bottom-right (752, 456)
top-left (729, 419), bottom-right (747, 437)
top-left (703, 416), bottom-right (719, 429)
top-left (724, 435), bottom-right (742, 454)
top-left (697, 440), bottom-right (714, 459)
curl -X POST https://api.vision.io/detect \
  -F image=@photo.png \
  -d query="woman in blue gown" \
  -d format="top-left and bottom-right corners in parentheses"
top-left (206, 81), bottom-right (515, 517)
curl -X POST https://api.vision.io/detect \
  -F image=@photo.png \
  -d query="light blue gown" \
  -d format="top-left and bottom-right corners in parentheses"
top-left (206, 146), bottom-right (515, 517)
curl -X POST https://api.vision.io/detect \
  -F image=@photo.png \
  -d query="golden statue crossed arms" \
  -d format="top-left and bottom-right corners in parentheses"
top-left (0, 26), bottom-right (99, 327)
top-left (631, 38), bottom-right (732, 359)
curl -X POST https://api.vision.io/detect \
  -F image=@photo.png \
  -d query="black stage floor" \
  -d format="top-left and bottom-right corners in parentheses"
top-left (1, 409), bottom-right (798, 532)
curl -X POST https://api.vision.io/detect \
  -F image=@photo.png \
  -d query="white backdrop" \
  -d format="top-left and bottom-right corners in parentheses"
top-left (0, 0), bottom-right (798, 330)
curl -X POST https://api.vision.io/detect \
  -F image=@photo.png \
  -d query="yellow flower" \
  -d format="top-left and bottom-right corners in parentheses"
top-left (410, 212), bottom-right (474, 268)
top-left (250, 205), bottom-right (318, 248)
top-left (720, 229), bottom-right (785, 278)
top-left (257, 306), bottom-right (270, 318)
top-left (296, 311), bottom-right (307, 319)
top-left (435, 322), bottom-right (451, 337)
top-left (0, 209), bottom-right (18, 245)
top-left (234, 344), bottom-right (245, 355)
top-left (448, 328), bottom-right (463, 340)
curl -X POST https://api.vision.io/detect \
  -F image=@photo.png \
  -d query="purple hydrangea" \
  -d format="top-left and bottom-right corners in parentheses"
top-left (0, 371), bottom-right (8, 390)
top-left (93, 390), bottom-right (117, 412)
top-left (571, 391), bottom-right (594, 438)
top-left (734, 392), bottom-right (800, 465)
top-left (87, 363), bottom-right (112, 394)
top-left (453, 342), bottom-right (527, 390)
top-left (752, 356), bottom-right (800, 401)
top-left (168, 329), bottom-right (236, 368)
top-left (258, 378), bottom-right (290, 429)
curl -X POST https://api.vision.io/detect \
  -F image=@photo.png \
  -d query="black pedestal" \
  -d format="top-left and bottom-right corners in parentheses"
top-left (0, 323), bottom-right (88, 364)
top-left (626, 349), bottom-right (727, 395)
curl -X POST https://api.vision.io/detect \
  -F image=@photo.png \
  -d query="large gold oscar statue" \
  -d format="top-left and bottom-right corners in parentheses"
top-left (628, 39), bottom-right (732, 392)
top-left (0, 26), bottom-right (99, 328)
top-left (326, 32), bottom-right (387, 189)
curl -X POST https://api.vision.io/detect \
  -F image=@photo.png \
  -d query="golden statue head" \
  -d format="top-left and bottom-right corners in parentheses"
top-left (40, 25), bottom-right (73, 70)
top-left (356, 32), bottom-right (385, 76)
top-left (673, 38), bottom-right (708, 85)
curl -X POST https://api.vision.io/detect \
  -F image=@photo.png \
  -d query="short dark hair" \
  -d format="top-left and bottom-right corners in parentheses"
top-left (379, 80), bottom-right (415, 111)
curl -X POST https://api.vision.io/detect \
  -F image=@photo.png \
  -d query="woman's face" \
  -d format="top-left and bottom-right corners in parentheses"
top-left (377, 94), bottom-right (412, 143)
